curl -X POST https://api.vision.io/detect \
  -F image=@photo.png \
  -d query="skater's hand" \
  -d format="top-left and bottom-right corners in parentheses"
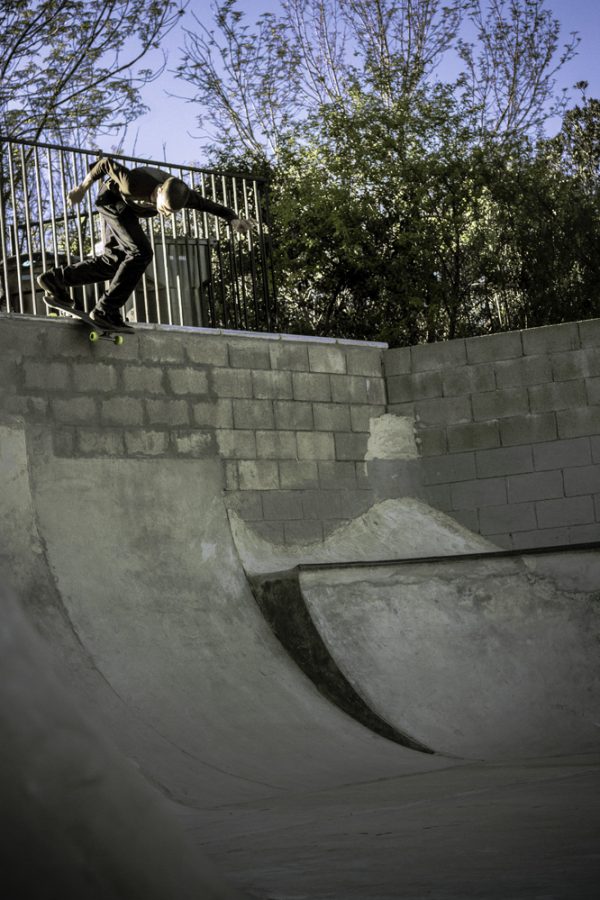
top-left (230, 217), bottom-right (258, 235)
top-left (68, 184), bottom-right (87, 207)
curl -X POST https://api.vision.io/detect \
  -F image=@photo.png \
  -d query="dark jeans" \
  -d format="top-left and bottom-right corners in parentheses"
top-left (61, 185), bottom-right (153, 310)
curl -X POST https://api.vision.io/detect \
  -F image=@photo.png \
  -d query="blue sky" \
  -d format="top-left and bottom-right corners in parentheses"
top-left (123, 0), bottom-right (600, 165)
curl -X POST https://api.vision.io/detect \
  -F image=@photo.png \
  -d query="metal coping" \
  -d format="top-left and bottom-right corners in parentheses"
top-left (297, 541), bottom-right (600, 573)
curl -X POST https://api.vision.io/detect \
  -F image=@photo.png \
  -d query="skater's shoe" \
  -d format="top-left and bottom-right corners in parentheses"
top-left (91, 305), bottom-right (135, 334)
top-left (37, 269), bottom-right (74, 312)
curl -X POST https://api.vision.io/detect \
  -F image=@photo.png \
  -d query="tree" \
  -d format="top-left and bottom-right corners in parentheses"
top-left (0, 0), bottom-right (185, 147)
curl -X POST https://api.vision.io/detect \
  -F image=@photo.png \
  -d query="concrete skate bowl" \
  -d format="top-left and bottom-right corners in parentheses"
top-left (2, 419), bottom-right (600, 899)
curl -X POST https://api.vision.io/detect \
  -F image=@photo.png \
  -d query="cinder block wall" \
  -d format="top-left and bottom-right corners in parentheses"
top-left (0, 318), bottom-right (387, 545)
top-left (3, 316), bottom-right (599, 551)
top-left (385, 319), bottom-right (600, 549)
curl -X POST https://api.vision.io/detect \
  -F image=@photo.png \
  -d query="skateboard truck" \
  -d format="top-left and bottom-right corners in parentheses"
top-left (42, 292), bottom-right (127, 345)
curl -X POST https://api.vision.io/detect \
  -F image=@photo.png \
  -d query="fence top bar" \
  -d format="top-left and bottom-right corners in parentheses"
top-left (0, 135), bottom-right (267, 183)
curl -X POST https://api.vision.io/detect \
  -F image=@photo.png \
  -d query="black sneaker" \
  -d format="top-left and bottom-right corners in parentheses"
top-left (91, 305), bottom-right (135, 334)
top-left (37, 270), bottom-right (74, 311)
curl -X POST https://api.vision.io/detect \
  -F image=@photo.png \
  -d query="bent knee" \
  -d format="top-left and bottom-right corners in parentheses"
top-left (127, 245), bottom-right (153, 266)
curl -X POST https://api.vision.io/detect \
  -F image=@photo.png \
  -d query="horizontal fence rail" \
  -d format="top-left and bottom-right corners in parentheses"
top-left (0, 137), bottom-right (277, 332)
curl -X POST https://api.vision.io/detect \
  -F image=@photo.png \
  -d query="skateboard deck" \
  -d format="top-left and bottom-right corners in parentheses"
top-left (43, 293), bottom-right (128, 345)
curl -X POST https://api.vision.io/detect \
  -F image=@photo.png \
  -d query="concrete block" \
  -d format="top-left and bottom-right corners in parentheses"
top-left (449, 508), bottom-right (480, 534)
top-left (73, 363), bottom-right (118, 394)
top-left (512, 527), bottom-right (568, 549)
top-left (350, 405), bottom-right (386, 432)
top-left (522, 322), bottom-right (580, 356)
top-left (479, 503), bottom-right (537, 534)
top-left (476, 445), bottom-right (533, 477)
top-left (186, 336), bottom-right (229, 367)
top-left (466, 331), bottom-right (522, 364)
top-left (318, 460), bottom-right (357, 490)
top-left (495, 356), bottom-right (552, 389)
top-left (313, 403), bottom-right (351, 432)
top-left (383, 347), bottom-right (411, 376)
top-left (211, 367), bottom-right (253, 398)
top-left (140, 333), bottom-right (185, 362)
top-left (387, 401), bottom-right (416, 419)
top-left (292, 372), bottom-right (331, 402)
top-left (262, 491), bottom-right (304, 520)
top-left (226, 491), bottom-right (263, 521)
top-left (415, 396), bottom-right (472, 426)
top-left (269, 342), bottom-right (310, 371)
top-left (302, 490), bottom-right (346, 520)
top-left (252, 370), bottom-right (293, 400)
top-left (168, 368), bottom-right (209, 396)
top-left (442, 364), bottom-right (495, 397)
top-left (334, 432), bottom-right (369, 461)
top-left (579, 318), bottom-right (600, 348)
top-left (51, 397), bottom-right (96, 425)
top-left (273, 400), bottom-right (313, 431)
top-left (216, 429), bottom-right (256, 459)
top-left (279, 460), bottom-right (319, 490)
top-left (533, 437), bottom-right (591, 470)
top-left (124, 430), bottom-right (169, 456)
top-left (451, 477), bottom-right (507, 509)
top-left (233, 399), bottom-right (274, 430)
top-left (355, 461), bottom-right (370, 489)
top-left (387, 372), bottom-right (442, 404)
top-left (447, 421), bottom-right (500, 453)
top-left (366, 378), bottom-right (386, 405)
top-left (482, 532), bottom-right (513, 550)
top-left (101, 397), bottom-right (144, 427)
top-left (250, 521), bottom-right (285, 543)
top-left (411, 339), bottom-right (466, 372)
top-left (238, 459), bottom-right (279, 490)
top-left (592, 436), bottom-right (600, 463)
top-left (228, 340), bottom-right (271, 370)
top-left (587, 377), bottom-right (600, 405)
top-left (472, 388), bottom-right (529, 421)
top-left (256, 430), bottom-right (297, 459)
top-left (564, 465), bottom-right (600, 497)
top-left (421, 452), bottom-right (476, 485)
top-left (52, 428), bottom-right (76, 457)
top-left (529, 380), bottom-right (587, 413)
top-left (345, 347), bottom-right (383, 377)
top-left (423, 484), bottom-right (452, 511)
top-left (173, 430), bottom-right (215, 457)
top-left (146, 398), bottom-right (189, 427)
top-left (337, 489), bottom-right (375, 519)
top-left (330, 375), bottom-right (368, 404)
top-left (507, 470), bottom-right (564, 504)
top-left (24, 361), bottom-right (70, 391)
top-left (77, 429), bottom-right (125, 456)
top-left (557, 408), bottom-right (600, 439)
top-left (551, 349), bottom-right (600, 382)
top-left (569, 523), bottom-right (600, 543)
top-left (536, 496), bottom-right (595, 529)
top-left (499, 413), bottom-right (557, 447)
top-left (123, 366), bottom-right (165, 394)
top-left (297, 432), bottom-right (336, 460)
top-left (224, 461), bottom-right (238, 490)
top-left (416, 426), bottom-right (447, 457)
top-left (308, 344), bottom-right (347, 374)
top-left (283, 520), bottom-right (324, 544)
top-left (192, 399), bottom-right (233, 429)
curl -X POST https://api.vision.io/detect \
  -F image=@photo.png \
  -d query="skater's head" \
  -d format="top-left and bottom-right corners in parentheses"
top-left (156, 176), bottom-right (189, 215)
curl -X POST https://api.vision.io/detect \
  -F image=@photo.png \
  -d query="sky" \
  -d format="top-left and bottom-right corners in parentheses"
top-left (120, 0), bottom-right (600, 166)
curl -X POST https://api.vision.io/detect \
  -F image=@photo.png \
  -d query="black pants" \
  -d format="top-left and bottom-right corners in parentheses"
top-left (61, 185), bottom-right (153, 310)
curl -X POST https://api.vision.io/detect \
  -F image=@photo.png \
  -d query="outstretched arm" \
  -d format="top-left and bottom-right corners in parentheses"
top-left (68, 157), bottom-right (132, 206)
top-left (186, 190), bottom-right (257, 233)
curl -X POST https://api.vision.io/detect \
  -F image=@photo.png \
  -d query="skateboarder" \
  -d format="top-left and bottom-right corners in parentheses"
top-left (38, 156), bottom-right (256, 332)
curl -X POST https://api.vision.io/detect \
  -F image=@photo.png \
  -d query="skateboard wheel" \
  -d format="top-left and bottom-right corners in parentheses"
top-left (89, 330), bottom-right (100, 342)
top-left (114, 334), bottom-right (124, 346)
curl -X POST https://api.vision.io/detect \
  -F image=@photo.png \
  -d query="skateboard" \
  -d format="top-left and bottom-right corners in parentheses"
top-left (43, 294), bottom-right (127, 345)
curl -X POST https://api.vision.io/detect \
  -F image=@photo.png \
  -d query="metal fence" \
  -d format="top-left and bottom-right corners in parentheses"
top-left (0, 137), bottom-right (277, 332)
